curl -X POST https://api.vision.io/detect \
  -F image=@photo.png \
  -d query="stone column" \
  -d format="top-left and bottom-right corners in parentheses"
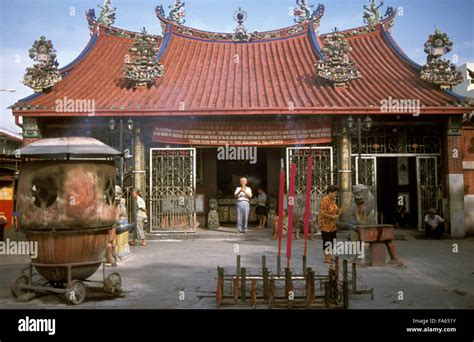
top-left (338, 126), bottom-right (352, 222)
top-left (446, 116), bottom-right (465, 238)
top-left (133, 124), bottom-right (146, 195)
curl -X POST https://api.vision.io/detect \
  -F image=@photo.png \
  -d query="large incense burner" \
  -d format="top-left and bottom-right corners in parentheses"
top-left (11, 137), bottom-right (123, 304)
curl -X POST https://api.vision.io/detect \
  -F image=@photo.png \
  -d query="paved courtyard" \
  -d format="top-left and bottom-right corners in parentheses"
top-left (0, 229), bottom-right (473, 309)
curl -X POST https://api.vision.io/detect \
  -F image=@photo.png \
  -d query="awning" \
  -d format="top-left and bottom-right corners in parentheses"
top-left (152, 118), bottom-right (332, 146)
top-left (19, 137), bottom-right (122, 159)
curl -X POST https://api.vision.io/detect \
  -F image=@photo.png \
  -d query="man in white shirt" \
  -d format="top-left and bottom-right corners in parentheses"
top-left (234, 177), bottom-right (252, 234)
top-left (424, 208), bottom-right (445, 239)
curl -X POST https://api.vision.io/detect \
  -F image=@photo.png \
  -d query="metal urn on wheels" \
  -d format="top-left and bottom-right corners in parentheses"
top-left (11, 137), bottom-right (124, 305)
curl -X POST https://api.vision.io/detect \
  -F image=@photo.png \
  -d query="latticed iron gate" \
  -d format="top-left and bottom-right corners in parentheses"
top-left (149, 148), bottom-right (196, 233)
top-left (352, 157), bottom-right (377, 223)
top-left (286, 147), bottom-right (334, 218)
top-left (416, 156), bottom-right (441, 231)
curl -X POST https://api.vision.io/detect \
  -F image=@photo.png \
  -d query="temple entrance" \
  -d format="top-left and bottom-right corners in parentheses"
top-left (216, 148), bottom-right (274, 225)
top-left (216, 148), bottom-right (268, 198)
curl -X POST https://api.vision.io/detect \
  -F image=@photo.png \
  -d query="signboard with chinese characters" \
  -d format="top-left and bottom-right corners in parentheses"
top-left (152, 118), bottom-right (332, 146)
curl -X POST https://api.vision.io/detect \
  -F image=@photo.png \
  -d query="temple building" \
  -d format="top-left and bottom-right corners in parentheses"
top-left (10, 1), bottom-right (474, 237)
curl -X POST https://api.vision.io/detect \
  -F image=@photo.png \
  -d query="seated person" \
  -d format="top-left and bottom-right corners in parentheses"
top-left (272, 210), bottom-right (287, 240)
top-left (394, 204), bottom-right (408, 228)
top-left (295, 213), bottom-right (316, 240)
top-left (424, 208), bottom-right (445, 239)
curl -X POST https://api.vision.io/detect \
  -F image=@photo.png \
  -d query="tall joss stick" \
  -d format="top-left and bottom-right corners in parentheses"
top-left (277, 160), bottom-right (285, 257)
top-left (303, 155), bottom-right (313, 257)
top-left (286, 163), bottom-right (297, 268)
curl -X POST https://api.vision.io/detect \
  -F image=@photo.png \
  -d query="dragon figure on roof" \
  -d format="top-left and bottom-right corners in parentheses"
top-left (98, 0), bottom-right (116, 26)
top-left (169, 0), bottom-right (186, 25)
top-left (293, 1), bottom-right (324, 23)
top-left (363, 0), bottom-right (384, 25)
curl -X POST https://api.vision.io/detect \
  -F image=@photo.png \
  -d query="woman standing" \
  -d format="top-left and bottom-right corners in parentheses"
top-left (234, 177), bottom-right (252, 234)
top-left (130, 189), bottom-right (147, 246)
top-left (319, 185), bottom-right (340, 263)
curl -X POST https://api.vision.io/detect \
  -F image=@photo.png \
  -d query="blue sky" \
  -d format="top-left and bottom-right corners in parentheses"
top-left (1, 0), bottom-right (473, 132)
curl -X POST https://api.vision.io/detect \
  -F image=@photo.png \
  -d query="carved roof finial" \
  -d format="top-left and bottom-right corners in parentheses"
top-left (23, 36), bottom-right (62, 92)
top-left (316, 28), bottom-right (361, 87)
top-left (233, 7), bottom-right (250, 42)
top-left (420, 29), bottom-right (463, 89)
top-left (169, 0), bottom-right (186, 25)
top-left (293, 1), bottom-right (324, 23)
top-left (98, 0), bottom-right (116, 26)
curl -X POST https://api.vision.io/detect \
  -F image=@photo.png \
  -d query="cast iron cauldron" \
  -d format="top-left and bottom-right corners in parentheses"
top-left (16, 137), bottom-right (121, 283)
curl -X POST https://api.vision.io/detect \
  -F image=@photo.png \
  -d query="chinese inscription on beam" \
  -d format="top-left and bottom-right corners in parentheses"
top-left (152, 120), bottom-right (332, 146)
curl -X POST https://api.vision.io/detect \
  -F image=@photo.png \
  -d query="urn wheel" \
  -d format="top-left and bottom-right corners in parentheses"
top-left (104, 272), bottom-right (122, 294)
top-left (65, 280), bottom-right (87, 305)
top-left (11, 276), bottom-right (29, 298)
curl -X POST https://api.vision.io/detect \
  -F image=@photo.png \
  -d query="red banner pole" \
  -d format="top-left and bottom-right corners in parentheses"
top-left (286, 163), bottom-right (297, 268)
top-left (303, 156), bottom-right (313, 257)
top-left (277, 161), bottom-right (285, 257)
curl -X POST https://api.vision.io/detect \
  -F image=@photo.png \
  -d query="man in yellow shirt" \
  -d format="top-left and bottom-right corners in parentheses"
top-left (319, 185), bottom-right (340, 263)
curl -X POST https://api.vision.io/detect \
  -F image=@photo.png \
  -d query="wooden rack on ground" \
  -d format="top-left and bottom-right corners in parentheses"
top-left (216, 255), bottom-right (374, 309)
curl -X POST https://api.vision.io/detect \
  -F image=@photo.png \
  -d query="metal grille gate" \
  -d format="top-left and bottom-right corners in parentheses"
top-left (149, 148), bottom-right (196, 233)
top-left (286, 147), bottom-right (334, 219)
top-left (416, 156), bottom-right (440, 230)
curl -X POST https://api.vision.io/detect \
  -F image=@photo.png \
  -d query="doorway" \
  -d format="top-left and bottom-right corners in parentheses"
top-left (215, 148), bottom-right (268, 225)
top-left (216, 148), bottom-right (267, 197)
top-left (376, 157), bottom-right (418, 227)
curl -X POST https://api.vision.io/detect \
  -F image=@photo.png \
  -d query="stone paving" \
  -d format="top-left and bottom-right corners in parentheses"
top-left (0, 227), bottom-right (473, 309)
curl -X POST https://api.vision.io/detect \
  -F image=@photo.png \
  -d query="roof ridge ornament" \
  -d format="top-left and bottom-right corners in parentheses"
top-left (363, 0), bottom-right (383, 25)
top-left (293, 1), bottom-right (324, 23)
top-left (22, 36), bottom-right (62, 92)
top-left (316, 28), bottom-right (361, 88)
top-left (123, 27), bottom-right (165, 88)
top-left (233, 7), bottom-right (251, 42)
top-left (362, 1), bottom-right (396, 31)
top-left (420, 29), bottom-right (463, 89)
top-left (169, 0), bottom-right (186, 25)
top-left (97, 0), bottom-right (116, 27)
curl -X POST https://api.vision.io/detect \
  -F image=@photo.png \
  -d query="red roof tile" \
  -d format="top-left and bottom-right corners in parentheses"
top-left (13, 17), bottom-right (469, 117)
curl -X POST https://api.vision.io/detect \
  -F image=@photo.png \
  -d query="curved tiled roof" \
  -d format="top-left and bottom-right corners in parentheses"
top-left (12, 9), bottom-right (470, 117)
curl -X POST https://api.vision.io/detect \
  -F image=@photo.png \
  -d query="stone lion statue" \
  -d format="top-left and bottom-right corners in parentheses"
top-left (337, 184), bottom-right (376, 230)
top-left (338, 184), bottom-right (404, 267)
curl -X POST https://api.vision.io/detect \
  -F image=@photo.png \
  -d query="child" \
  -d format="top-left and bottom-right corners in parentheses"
top-left (272, 210), bottom-right (287, 240)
